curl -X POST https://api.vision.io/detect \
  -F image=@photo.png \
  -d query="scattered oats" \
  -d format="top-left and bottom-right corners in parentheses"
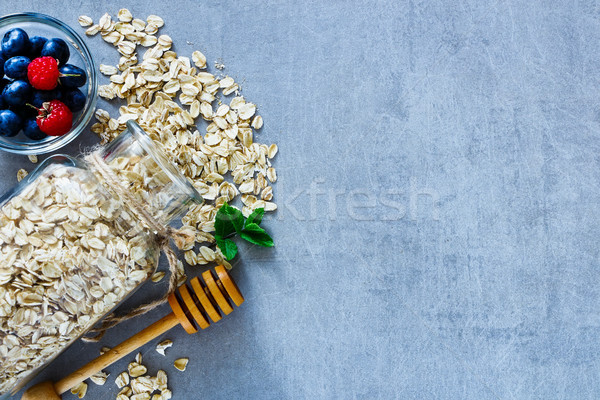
top-left (219, 76), bottom-right (234, 88)
top-left (267, 167), bottom-right (277, 183)
top-left (222, 83), bottom-right (238, 96)
top-left (151, 271), bottom-right (165, 282)
top-left (192, 50), bottom-right (206, 69)
top-left (147, 15), bottom-right (165, 28)
top-left (144, 23), bottom-right (158, 35)
top-left (90, 370), bottom-right (109, 385)
top-left (98, 13), bottom-right (112, 30)
top-left (128, 362), bottom-right (148, 378)
top-left (118, 8), bottom-right (133, 22)
top-left (27, 155), bottom-right (38, 163)
top-left (174, 358), bottom-right (189, 372)
top-left (132, 18), bottom-right (146, 31)
top-left (267, 144), bottom-right (278, 159)
top-left (78, 15), bottom-right (93, 27)
top-left (131, 394), bottom-right (151, 400)
top-left (157, 35), bottom-right (172, 48)
top-left (71, 382), bottom-right (88, 399)
top-left (100, 64), bottom-right (119, 76)
top-left (99, 84), bottom-right (116, 100)
top-left (116, 371), bottom-right (130, 388)
top-left (156, 339), bottom-right (173, 356)
top-left (251, 115), bottom-right (263, 130)
top-left (238, 103), bottom-right (256, 120)
top-left (16, 169), bottom-right (28, 182)
top-left (85, 24), bottom-right (101, 36)
top-left (141, 35), bottom-right (158, 47)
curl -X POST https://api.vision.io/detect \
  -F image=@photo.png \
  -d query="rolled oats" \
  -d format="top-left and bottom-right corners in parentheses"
top-left (78, 15), bottom-right (93, 27)
top-left (174, 358), bottom-right (189, 372)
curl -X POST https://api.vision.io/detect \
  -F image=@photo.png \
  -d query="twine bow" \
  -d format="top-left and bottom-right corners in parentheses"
top-left (82, 151), bottom-right (195, 342)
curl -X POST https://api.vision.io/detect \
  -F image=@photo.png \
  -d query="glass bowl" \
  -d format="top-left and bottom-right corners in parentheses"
top-left (0, 13), bottom-right (97, 155)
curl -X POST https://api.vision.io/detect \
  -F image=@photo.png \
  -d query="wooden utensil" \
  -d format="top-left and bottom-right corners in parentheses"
top-left (21, 265), bottom-right (244, 400)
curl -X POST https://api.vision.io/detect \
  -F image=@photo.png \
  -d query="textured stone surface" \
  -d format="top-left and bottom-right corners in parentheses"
top-left (1, 1), bottom-right (600, 399)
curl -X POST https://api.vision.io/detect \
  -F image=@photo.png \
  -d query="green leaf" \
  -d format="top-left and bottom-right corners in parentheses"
top-left (246, 208), bottom-right (265, 226)
top-left (215, 203), bottom-right (244, 237)
top-left (216, 237), bottom-right (238, 260)
top-left (241, 222), bottom-right (274, 247)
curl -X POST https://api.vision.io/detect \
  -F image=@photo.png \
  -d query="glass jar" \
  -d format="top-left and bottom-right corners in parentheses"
top-left (0, 121), bottom-right (202, 398)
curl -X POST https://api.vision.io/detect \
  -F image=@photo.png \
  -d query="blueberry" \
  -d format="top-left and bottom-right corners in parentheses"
top-left (0, 54), bottom-right (5, 77)
top-left (41, 38), bottom-right (69, 65)
top-left (1, 28), bottom-right (30, 57)
top-left (10, 103), bottom-right (37, 119)
top-left (0, 110), bottom-right (23, 137)
top-left (2, 80), bottom-right (32, 107)
top-left (23, 118), bottom-right (46, 140)
top-left (31, 88), bottom-right (62, 108)
top-left (27, 36), bottom-right (47, 59)
top-left (61, 89), bottom-right (85, 112)
top-left (4, 56), bottom-right (30, 80)
top-left (0, 78), bottom-right (9, 93)
top-left (59, 64), bottom-right (86, 88)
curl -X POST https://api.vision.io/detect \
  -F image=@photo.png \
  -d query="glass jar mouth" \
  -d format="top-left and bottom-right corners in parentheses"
top-left (125, 120), bottom-right (203, 205)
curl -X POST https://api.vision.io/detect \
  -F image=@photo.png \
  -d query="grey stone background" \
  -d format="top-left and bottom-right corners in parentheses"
top-left (1, 0), bottom-right (600, 399)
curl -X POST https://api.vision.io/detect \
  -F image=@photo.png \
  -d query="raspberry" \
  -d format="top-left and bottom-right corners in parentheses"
top-left (27, 56), bottom-right (59, 90)
top-left (36, 100), bottom-right (72, 136)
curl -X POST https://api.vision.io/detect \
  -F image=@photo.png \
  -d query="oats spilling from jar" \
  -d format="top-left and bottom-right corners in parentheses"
top-left (80, 10), bottom-right (278, 269)
top-left (0, 159), bottom-right (168, 394)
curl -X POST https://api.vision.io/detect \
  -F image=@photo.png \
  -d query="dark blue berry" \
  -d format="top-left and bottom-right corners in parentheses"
top-left (0, 55), bottom-right (5, 77)
top-left (0, 110), bottom-right (23, 137)
top-left (1, 28), bottom-right (30, 57)
top-left (41, 38), bottom-right (69, 66)
top-left (59, 64), bottom-right (86, 88)
top-left (27, 36), bottom-right (47, 59)
top-left (10, 103), bottom-right (37, 119)
top-left (31, 89), bottom-right (62, 108)
top-left (23, 118), bottom-right (46, 140)
top-left (61, 89), bottom-right (85, 112)
top-left (2, 80), bottom-right (32, 107)
top-left (4, 56), bottom-right (30, 80)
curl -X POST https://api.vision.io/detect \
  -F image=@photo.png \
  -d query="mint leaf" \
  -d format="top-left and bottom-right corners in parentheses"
top-left (246, 208), bottom-right (265, 226)
top-left (215, 203), bottom-right (244, 237)
top-left (216, 237), bottom-right (238, 260)
top-left (241, 222), bottom-right (274, 247)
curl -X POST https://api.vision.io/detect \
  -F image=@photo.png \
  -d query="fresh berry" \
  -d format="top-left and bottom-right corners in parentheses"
top-left (61, 89), bottom-right (85, 112)
top-left (23, 118), bottom-right (46, 140)
top-left (0, 110), bottom-right (23, 137)
top-left (10, 104), bottom-right (37, 120)
top-left (36, 100), bottom-right (72, 136)
top-left (41, 38), bottom-right (69, 65)
top-left (31, 88), bottom-right (62, 108)
top-left (2, 80), bottom-right (32, 107)
top-left (4, 56), bottom-right (30, 79)
top-left (1, 28), bottom-right (30, 57)
top-left (27, 56), bottom-right (59, 90)
top-left (27, 36), bottom-right (47, 59)
top-left (0, 54), bottom-right (5, 77)
top-left (59, 64), bottom-right (86, 88)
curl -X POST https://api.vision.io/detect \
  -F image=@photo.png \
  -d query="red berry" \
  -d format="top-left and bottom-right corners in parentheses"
top-left (27, 56), bottom-right (60, 90)
top-left (36, 100), bottom-right (73, 136)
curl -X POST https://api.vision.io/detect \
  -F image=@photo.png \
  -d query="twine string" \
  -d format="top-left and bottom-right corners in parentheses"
top-left (81, 151), bottom-right (193, 342)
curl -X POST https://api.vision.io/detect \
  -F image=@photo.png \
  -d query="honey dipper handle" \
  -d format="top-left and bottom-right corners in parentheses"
top-left (54, 312), bottom-right (180, 395)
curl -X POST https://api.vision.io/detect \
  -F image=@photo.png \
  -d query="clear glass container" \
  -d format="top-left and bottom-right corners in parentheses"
top-left (0, 121), bottom-right (201, 398)
top-left (0, 13), bottom-right (98, 155)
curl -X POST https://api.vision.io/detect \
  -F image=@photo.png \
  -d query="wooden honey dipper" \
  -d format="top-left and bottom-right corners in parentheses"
top-left (21, 266), bottom-right (244, 400)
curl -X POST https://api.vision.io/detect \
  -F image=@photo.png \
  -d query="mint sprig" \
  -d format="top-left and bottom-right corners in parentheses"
top-left (214, 203), bottom-right (274, 260)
